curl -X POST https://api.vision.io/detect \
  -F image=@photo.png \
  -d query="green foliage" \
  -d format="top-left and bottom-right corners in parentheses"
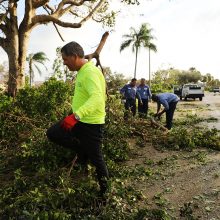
top-left (104, 67), bottom-right (128, 95)
top-left (150, 83), bottom-right (172, 93)
top-left (0, 93), bottom-right (12, 111)
top-left (15, 77), bottom-right (73, 120)
top-left (151, 67), bottom-right (203, 92)
top-left (0, 80), bottom-right (148, 219)
top-left (134, 208), bottom-right (171, 220)
top-left (202, 73), bottom-right (220, 90)
top-left (162, 127), bottom-right (196, 150)
top-left (155, 115), bottom-right (220, 151)
top-left (0, 79), bottom-right (220, 219)
top-left (104, 96), bottom-right (131, 161)
top-left (52, 47), bottom-right (72, 81)
top-left (151, 68), bottom-right (180, 91)
top-left (0, 78), bottom-right (73, 150)
top-left (178, 68), bottom-right (202, 84)
top-left (194, 128), bottom-right (220, 150)
top-left (18, 132), bottom-right (73, 172)
top-left (180, 202), bottom-right (195, 219)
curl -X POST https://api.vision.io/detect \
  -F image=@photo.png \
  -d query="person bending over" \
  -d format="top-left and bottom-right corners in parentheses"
top-left (151, 93), bottom-right (179, 130)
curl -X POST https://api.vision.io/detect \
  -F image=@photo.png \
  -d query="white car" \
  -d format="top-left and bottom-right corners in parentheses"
top-left (181, 84), bottom-right (204, 101)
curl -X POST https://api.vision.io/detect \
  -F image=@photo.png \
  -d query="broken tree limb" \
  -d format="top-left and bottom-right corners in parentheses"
top-left (84, 31), bottom-right (109, 72)
top-left (149, 117), bottom-right (168, 132)
top-left (67, 155), bottom-right (78, 177)
top-left (130, 128), bottom-right (145, 138)
top-left (133, 117), bottom-right (168, 132)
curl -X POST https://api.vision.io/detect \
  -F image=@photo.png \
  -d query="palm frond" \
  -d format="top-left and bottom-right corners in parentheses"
top-left (129, 27), bottom-right (137, 35)
top-left (149, 43), bottom-right (157, 52)
top-left (122, 34), bottom-right (134, 39)
top-left (120, 23), bottom-right (157, 55)
top-left (145, 42), bottom-right (157, 52)
top-left (34, 64), bottom-right (42, 76)
top-left (35, 60), bottom-right (48, 71)
top-left (32, 52), bottom-right (49, 62)
top-left (120, 39), bottom-right (133, 52)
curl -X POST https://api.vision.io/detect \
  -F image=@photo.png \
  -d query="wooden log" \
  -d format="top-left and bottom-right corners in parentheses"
top-left (149, 117), bottom-right (168, 131)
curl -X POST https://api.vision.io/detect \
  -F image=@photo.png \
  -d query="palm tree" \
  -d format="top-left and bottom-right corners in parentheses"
top-left (120, 23), bottom-right (156, 78)
top-left (26, 52), bottom-right (49, 86)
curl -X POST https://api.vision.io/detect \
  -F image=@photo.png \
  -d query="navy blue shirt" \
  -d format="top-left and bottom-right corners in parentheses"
top-left (157, 93), bottom-right (179, 110)
top-left (120, 84), bottom-right (141, 100)
top-left (137, 85), bottom-right (152, 100)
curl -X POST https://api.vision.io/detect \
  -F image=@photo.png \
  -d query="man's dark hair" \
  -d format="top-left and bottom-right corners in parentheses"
top-left (131, 78), bottom-right (137, 82)
top-left (151, 94), bottom-right (158, 101)
top-left (61, 41), bottom-right (84, 58)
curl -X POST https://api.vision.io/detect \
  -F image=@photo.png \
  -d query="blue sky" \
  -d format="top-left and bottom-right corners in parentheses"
top-left (0, 0), bottom-right (220, 81)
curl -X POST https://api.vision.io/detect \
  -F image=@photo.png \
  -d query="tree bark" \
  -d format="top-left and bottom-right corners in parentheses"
top-left (7, 31), bottom-right (31, 96)
top-left (8, 54), bottom-right (19, 97)
top-left (4, 0), bottom-right (32, 96)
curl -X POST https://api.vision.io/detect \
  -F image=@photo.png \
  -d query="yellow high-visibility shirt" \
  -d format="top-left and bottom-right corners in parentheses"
top-left (72, 61), bottom-right (106, 124)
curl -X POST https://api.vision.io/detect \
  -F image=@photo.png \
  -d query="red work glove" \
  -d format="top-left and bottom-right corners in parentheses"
top-left (61, 114), bottom-right (78, 131)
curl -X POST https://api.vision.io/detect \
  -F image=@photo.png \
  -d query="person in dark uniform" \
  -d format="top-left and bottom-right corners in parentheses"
top-left (152, 93), bottom-right (179, 130)
top-left (120, 78), bottom-right (142, 120)
top-left (137, 78), bottom-right (151, 117)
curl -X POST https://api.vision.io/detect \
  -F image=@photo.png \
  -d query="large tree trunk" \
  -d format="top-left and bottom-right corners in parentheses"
top-left (7, 31), bottom-right (30, 97)
top-left (5, 0), bottom-right (32, 97)
top-left (7, 28), bottom-right (20, 97)
top-left (7, 46), bottom-right (27, 97)
top-left (8, 54), bottom-right (20, 97)
top-left (18, 30), bottom-right (31, 88)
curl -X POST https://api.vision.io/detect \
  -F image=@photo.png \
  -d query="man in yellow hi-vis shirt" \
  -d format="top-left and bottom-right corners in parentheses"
top-left (47, 41), bottom-right (109, 196)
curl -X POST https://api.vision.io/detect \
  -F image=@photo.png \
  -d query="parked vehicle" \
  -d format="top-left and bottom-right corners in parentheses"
top-left (213, 87), bottom-right (220, 93)
top-left (173, 85), bottom-right (182, 97)
top-left (173, 84), bottom-right (204, 101)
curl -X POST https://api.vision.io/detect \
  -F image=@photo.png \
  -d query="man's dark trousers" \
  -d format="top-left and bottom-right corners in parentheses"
top-left (166, 101), bottom-right (178, 129)
top-left (46, 121), bottom-right (109, 194)
top-left (124, 98), bottom-right (136, 119)
top-left (138, 99), bottom-right (149, 116)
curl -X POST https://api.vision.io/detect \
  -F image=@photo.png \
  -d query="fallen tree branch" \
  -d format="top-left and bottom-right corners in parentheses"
top-left (68, 155), bottom-right (78, 177)
top-left (149, 117), bottom-right (168, 131)
top-left (133, 117), bottom-right (168, 132)
top-left (84, 31), bottom-right (109, 72)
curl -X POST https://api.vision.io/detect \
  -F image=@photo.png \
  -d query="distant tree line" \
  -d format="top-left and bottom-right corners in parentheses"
top-left (151, 67), bottom-right (220, 92)
top-left (1, 61), bottom-right (219, 94)
top-left (101, 66), bottom-right (220, 94)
